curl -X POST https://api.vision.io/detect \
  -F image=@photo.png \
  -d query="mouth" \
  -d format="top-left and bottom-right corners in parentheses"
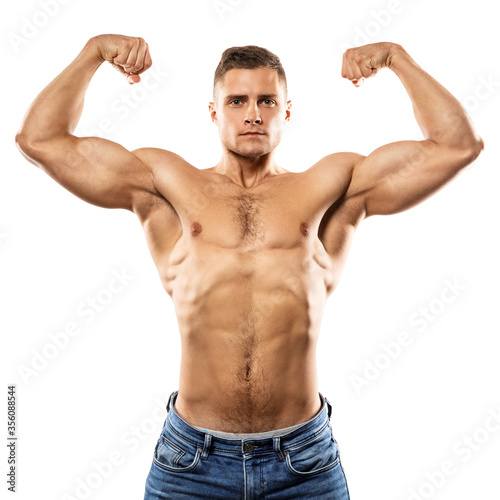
top-left (240, 132), bottom-right (265, 136)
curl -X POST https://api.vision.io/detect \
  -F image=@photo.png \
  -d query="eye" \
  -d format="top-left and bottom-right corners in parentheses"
top-left (262, 99), bottom-right (276, 106)
top-left (230, 99), bottom-right (242, 105)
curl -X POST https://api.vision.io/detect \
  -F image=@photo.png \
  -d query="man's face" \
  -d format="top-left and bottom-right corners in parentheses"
top-left (209, 68), bottom-right (292, 159)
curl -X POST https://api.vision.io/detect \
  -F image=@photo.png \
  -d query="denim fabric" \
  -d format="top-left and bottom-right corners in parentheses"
top-left (144, 390), bottom-right (350, 499)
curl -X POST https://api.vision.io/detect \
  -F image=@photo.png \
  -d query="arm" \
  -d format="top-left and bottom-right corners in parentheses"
top-left (14, 34), bottom-right (163, 212)
top-left (338, 42), bottom-right (484, 217)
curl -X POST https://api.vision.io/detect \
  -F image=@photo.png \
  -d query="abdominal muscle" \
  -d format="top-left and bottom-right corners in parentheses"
top-left (168, 243), bottom-right (328, 433)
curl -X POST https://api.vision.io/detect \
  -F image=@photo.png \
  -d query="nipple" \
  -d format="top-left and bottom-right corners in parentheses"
top-left (190, 222), bottom-right (202, 236)
top-left (300, 222), bottom-right (310, 236)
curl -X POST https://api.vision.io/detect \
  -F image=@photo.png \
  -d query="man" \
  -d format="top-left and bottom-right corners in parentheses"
top-left (15, 34), bottom-right (483, 499)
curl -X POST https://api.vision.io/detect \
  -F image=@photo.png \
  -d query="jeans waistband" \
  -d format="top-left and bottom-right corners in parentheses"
top-left (164, 390), bottom-right (333, 460)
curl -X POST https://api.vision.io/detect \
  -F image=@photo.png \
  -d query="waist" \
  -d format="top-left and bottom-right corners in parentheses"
top-left (164, 390), bottom-right (333, 455)
top-left (174, 380), bottom-right (321, 433)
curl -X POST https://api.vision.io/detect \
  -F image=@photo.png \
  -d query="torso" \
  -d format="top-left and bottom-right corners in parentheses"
top-left (135, 151), bottom-right (362, 432)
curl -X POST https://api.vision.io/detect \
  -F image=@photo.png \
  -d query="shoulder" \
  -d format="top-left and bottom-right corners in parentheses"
top-left (299, 152), bottom-right (366, 209)
top-left (129, 147), bottom-right (193, 221)
top-left (130, 147), bottom-right (215, 220)
top-left (131, 147), bottom-right (195, 173)
top-left (131, 146), bottom-right (202, 196)
top-left (305, 152), bottom-right (365, 177)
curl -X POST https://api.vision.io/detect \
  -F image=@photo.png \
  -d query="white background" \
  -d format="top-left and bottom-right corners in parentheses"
top-left (1, 0), bottom-right (499, 499)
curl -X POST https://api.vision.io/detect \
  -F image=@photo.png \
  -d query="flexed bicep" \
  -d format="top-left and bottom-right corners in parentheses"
top-left (345, 139), bottom-right (481, 217)
top-left (22, 134), bottom-right (158, 211)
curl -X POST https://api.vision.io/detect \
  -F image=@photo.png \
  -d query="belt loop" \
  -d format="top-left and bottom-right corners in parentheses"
top-left (273, 436), bottom-right (286, 462)
top-left (166, 392), bottom-right (173, 412)
top-left (166, 390), bottom-right (178, 413)
top-left (325, 396), bottom-right (333, 419)
top-left (201, 433), bottom-right (212, 460)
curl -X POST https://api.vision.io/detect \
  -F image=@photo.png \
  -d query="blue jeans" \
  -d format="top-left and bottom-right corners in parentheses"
top-left (144, 390), bottom-right (350, 499)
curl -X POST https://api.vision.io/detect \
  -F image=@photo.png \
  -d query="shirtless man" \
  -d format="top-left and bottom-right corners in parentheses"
top-left (15, 34), bottom-right (483, 499)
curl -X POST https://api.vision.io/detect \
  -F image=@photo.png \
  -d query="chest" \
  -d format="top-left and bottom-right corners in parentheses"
top-left (185, 190), bottom-right (318, 250)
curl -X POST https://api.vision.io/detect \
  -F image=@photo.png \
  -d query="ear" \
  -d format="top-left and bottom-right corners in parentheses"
top-left (209, 102), bottom-right (218, 124)
top-left (285, 100), bottom-right (292, 122)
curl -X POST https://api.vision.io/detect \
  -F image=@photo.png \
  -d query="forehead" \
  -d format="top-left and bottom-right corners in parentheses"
top-left (218, 68), bottom-right (285, 98)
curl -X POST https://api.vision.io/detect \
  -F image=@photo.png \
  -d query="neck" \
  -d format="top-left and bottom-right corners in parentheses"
top-left (215, 149), bottom-right (285, 188)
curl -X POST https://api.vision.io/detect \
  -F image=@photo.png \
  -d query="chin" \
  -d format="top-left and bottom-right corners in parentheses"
top-left (229, 146), bottom-right (267, 159)
top-left (245, 148), bottom-right (268, 157)
top-left (246, 151), bottom-right (270, 160)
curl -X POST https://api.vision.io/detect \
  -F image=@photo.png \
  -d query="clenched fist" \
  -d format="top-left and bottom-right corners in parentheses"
top-left (91, 34), bottom-right (152, 84)
top-left (341, 42), bottom-right (404, 87)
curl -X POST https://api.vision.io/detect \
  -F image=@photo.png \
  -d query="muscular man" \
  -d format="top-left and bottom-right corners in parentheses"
top-left (15, 35), bottom-right (483, 499)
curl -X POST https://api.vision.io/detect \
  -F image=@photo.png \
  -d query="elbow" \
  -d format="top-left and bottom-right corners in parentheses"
top-left (465, 136), bottom-right (485, 163)
top-left (15, 131), bottom-right (32, 155)
top-left (15, 131), bottom-right (49, 168)
top-left (15, 131), bottom-right (42, 162)
top-left (454, 135), bottom-right (485, 170)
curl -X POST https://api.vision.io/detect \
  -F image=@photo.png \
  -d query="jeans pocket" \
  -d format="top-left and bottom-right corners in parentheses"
top-left (153, 433), bottom-right (202, 473)
top-left (284, 427), bottom-right (340, 477)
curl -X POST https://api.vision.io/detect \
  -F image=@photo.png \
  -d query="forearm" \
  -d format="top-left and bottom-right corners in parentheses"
top-left (389, 46), bottom-right (483, 150)
top-left (16, 37), bottom-right (103, 147)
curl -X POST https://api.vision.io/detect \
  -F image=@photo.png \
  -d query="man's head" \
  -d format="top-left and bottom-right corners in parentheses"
top-left (213, 45), bottom-right (287, 101)
top-left (210, 45), bottom-right (292, 160)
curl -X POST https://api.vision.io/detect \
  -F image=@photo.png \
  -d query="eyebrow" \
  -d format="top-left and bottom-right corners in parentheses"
top-left (225, 94), bottom-right (279, 100)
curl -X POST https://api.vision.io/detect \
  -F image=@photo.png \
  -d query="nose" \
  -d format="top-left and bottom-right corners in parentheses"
top-left (244, 102), bottom-right (262, 124)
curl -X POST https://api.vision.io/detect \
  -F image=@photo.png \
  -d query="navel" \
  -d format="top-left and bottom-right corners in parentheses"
top-left (300, 222), bottom-right (310, 236)
top-left (190, 222), bottom-right (202, 236)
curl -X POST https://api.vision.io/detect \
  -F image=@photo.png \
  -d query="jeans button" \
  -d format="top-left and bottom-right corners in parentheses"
top-left (244, 443), bottom-right (254, 452)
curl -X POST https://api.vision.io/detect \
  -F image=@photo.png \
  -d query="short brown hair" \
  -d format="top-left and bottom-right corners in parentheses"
top-left (213, 45), bottom-right (287, 100)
